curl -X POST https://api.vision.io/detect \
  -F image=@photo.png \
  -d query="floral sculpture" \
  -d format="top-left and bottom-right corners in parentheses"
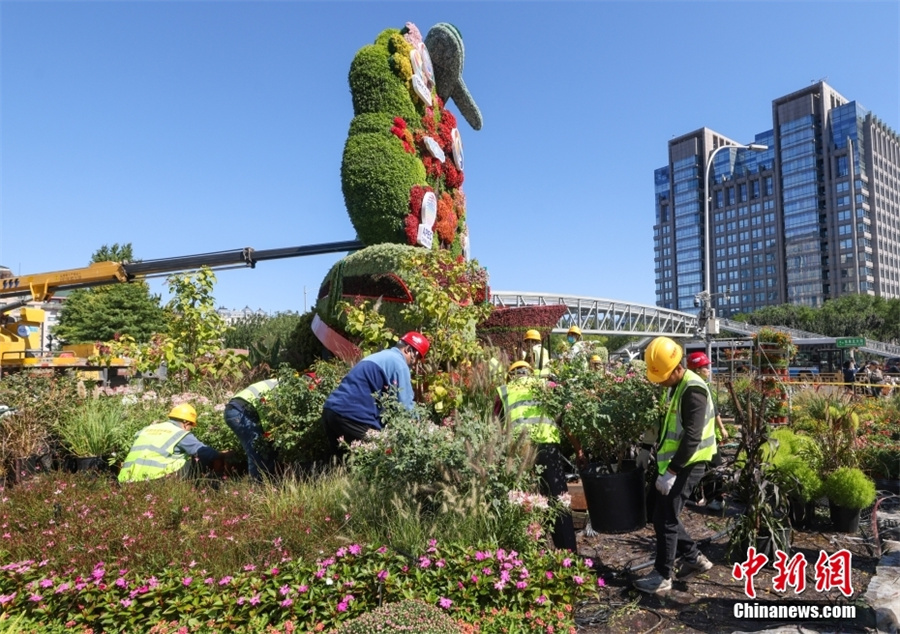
top-left (341, 22), bottom-right (481, 255)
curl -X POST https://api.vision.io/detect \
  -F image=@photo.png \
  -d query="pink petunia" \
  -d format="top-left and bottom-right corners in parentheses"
top-left (182, 577), bottom-right (193, 586)
top-left (120, 598), bottom-right (132, 607)
top-left (438, 597), bottom-right (452, 609)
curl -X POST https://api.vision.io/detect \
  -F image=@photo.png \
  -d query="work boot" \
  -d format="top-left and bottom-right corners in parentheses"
top-left (677, 553), bottom-right (714, 578)
top-left (633, 570), bottom-right (672, 594)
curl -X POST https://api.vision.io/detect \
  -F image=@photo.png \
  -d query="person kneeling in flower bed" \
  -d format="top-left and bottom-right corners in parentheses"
top-left (118, 403), bottom-right (223, 483)
top-left (495, 360), bottom-right (577, 552)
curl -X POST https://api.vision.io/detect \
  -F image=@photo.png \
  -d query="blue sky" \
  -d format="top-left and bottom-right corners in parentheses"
top-left (1, 1), bottom-right (898, 314)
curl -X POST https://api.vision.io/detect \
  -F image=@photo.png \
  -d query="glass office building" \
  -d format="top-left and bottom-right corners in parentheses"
top-left (654, 82), bottom-right (900, 317)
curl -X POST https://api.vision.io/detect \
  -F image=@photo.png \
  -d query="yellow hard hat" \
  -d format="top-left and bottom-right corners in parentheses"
top-left (568, 325), bottom-right (582, 337)
top-left (508, 360), bottom-right (532, 375)
top-left (590, 354), bottom-right (602, 364)
top-left (524, 329), bottom-right (541, 342)
top-left (169, 403), bottom-right (197, 425)
top-left (645, 337), bottom-right (683, 383)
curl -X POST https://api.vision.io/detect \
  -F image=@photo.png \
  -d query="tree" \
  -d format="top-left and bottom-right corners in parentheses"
top-left (223, 311), bottom-right (303, 369)
top-left (53, 244), bottom-right (166, 344)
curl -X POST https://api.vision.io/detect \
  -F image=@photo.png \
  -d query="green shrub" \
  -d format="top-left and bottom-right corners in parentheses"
top-left (348, 39), bottom-right (418, 121)
top-left (256, 360), bottom-right (348, 465)
top-left (822, 467), bottom-right (877, 509)
top-left (284, 310), bottom-right (324, 371)
top-left (341, 131), bottom-right (426, 246)
top-left (55, 396), bottom-right (127, 458)
top-left (331, 599), bottom-right (461, 634)
top-left (777, 456), bottom-right (822, 503)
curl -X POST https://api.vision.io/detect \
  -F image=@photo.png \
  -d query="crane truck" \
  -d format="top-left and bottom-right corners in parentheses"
top-left (0, 240), bottom-right (363, 376)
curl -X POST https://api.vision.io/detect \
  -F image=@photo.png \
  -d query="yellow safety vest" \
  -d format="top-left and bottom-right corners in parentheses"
top-left (657, 369), bottom-right (717, 475)
top-left (497, 378), bottom-right (560, 444)
top-left (118, 421), bottom-right (189, 483)
top-left (522, 345), bottom-right (551, 377)
top-left (234, 379), bottom-right (278, 406)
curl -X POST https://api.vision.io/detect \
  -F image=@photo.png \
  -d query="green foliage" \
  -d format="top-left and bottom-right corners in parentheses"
top-left (348, 38), bottom-right (419, 121)
top-left (333, 599), bottom-right (461, 634)
top-left (54, 244), bottom-right (166, 344)
top-left (255, 361), bottom-right (348, 465)
top-left (162, 268), bottom-right (249, 387)
top-left (791, 392), bottom-right (860, 473)
top-left (822, 467), bottom-right (877, 509)
top-left (337, 299), bottom-right (397, 356)
top-left (397, 249), bottom-right (492, 370)
top-left (538, 364), bottom-right (662, 472)
top-left (341, 131), bottom-right (426, 245)
top-left (0, 373), bottom-right (80, 460)
top-left (223, 311), bottom-right (302, 370)
top-left (741, 294), bottom-right (900, 343)
top-left (777, 456), bottom-right (822, 503)
top-left (284, 310), bottom-right (324, 371)
top-left (54, 396), bottom-right (127, 458)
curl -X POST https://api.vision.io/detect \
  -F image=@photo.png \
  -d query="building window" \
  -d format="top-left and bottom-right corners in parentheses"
top-left (751, 180), bottom-right (760, 199)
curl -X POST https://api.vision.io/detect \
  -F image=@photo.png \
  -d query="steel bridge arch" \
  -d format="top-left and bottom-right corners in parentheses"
top-left (490, 291), bottom-right (699, 337)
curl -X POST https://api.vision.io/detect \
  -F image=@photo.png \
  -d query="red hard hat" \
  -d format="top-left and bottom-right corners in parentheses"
top-left (687, 351), bottom-right (711, 370)
top-left (400, 331), bottom-right (430, 359)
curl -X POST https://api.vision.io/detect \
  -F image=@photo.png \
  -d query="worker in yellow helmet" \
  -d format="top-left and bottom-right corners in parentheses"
top-left (521, 329), bottom-right (551, 377)
top-left (566, 325), bottom-right (585, 354)
top-left (633, 337), bottom-right (717, 595)
top-left (494, 361), bottom-right (576, 552)
top-left (589, 354), bottom-right (604, 371)
top-left (118, 403), bottom-right (221, 483)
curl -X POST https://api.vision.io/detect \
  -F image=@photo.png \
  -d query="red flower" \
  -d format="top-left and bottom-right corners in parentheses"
top-left (404, 213), bottom-right (420, 245)
top-left (444, 162), bottom-right (464, 189)
top-left (393, 117), bottom-right (407, 128)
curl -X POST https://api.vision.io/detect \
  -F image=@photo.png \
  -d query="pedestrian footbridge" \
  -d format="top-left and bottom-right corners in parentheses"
top-left (490, 291), bottom-right (900, 357)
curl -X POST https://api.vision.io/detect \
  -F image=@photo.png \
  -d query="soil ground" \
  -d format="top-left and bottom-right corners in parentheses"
top-left (570, 499), bottom-right (881, 634)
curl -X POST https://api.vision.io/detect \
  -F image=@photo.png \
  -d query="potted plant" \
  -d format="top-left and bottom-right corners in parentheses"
top-left (0, 410), bottom-right (54, 484)
top-left (725, 382), bottom-right (792, 560)
top-left (55, 397), bottom-right (127, 472)
top-left (538, 361), bottom-right (662, 533)
top-left (821, 467), bottom-right (876, 533)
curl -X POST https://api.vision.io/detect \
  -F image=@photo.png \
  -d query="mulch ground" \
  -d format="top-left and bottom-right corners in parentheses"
top-left (571, 500), bottom-right (881, 634)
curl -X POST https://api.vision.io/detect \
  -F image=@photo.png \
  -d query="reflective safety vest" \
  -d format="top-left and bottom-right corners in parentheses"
top-left (657, 369), bottom-right (717, 475)
top-left (496, 378), bottom-right (560, 444)
top-left (522, 345), bottom-right (551, 378)
top-left (234, 379), bottom-right (278, 406)
top-left (118, 421), bottom-right (189, 483)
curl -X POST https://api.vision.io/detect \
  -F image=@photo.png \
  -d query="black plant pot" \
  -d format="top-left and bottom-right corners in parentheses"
top-left (828, 502), bottom-right (861, 533)
top-left (873, 477), bottom-right (900, 495)
top-left (732, 526), bottom-right (793, 563)
top-left (788, 498), bottom-right (816, 530)
top-left (580, 461), bottom-right (646, 534)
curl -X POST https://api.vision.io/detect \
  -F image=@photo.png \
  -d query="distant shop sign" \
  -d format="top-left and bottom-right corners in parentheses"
top-left (835, 337), bottom-right (865, 348)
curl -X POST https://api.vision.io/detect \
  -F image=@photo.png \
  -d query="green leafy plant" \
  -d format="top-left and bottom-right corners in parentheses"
top-left (537, 364), bottom-right (662, 472)
top-left (791, 392), bottom-right (860, 473)
top-left (55, 396), bottom-right (127, 458)
top-left (255, 360), bottom-right (348, 466)
top-left (777, 456), bottom-right (822, 503)
top-left (822, 467), bottom-right (877, 510)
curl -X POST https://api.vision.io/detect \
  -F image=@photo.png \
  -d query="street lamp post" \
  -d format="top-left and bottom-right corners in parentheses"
top-left (701, 142), bottom-right (768, 363)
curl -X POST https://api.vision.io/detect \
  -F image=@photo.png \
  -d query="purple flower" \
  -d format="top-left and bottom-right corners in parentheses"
top-left (182, 577), bottom-right (193, 586)
top-left (376, 570), bottom-right (388, 582)
top-left (280, 598), bottom-right (293, 607)
top-left (337, 601), bottom-right (348, 612)
top-left (204, 577), bottom-right (214, 585)
top-left (115, 577), bottom-right (127, 588)
top-left (120, 598), bottom-right (132, 608)
top-left (148, 576), bottom-right (159, 588)
top-left (249, 594), bottom-right (260, 605)
top-left (516, 581), bottom-right (528, 589)
top-left (562, 558), bottom-right (573, 568)
top-left (39, 578), bottom-right (53, 588)
top-left (348, 544), bottom-right (362, 555)
top-left (418, 556), bottom-right (432, 568)
top-left (536, 595), bottom-right (547, 605)
top-left (583, 558), bottom-right (594, 568)
top-left (297, 584), bottom-right (309, 593)
top-left (597, 577), bottom-right (606, 587)
top-left (218, 576), bottom-right (233, 586)
top-left (573, 575), bottom-right (584, 585)
top-left (438, 597), bottom-right (452, 609)
top-left (0, 593), bottom-right (16, 604)
top-left (54, 583), bottom-right (69, 594)
top-left (279, 584), bottom-right (290, 596)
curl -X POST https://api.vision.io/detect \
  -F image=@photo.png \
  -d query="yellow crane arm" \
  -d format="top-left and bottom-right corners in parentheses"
top-left (0, 261), bottom-right (130, 303)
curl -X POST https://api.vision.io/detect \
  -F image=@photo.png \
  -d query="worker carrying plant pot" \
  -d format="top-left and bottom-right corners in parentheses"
top-left (494, 360), bottom-right (577, 552)
top-left (521, 329), bottom-right (551, 377)
top-left (224, 378), bottom-right (279, 481)
top-left (321, 332), bottom-right (430, 458)
top-left (632, 336), bottom-right (717, 594)
top-left (118, 404), bottom-right (221, 483)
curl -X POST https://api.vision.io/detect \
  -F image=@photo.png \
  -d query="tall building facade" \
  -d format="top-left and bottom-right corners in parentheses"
top-left (654, 81), bottom-right (900, 317)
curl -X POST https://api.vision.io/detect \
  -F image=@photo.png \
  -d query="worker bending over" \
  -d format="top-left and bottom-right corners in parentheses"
top-left (495, 361), bottom-right (577, 552)
top-left (321, 332), bottom-right (430, 456)
top-left (118, 404), bottom-right (220, 483)
top-left (633, 337), bottom-right (716, 594)
top-left (224, 378), bottom-right (279, 481)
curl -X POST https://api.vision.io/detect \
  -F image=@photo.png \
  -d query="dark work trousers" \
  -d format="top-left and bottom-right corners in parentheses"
top-left (700, 451), bottom-right (725, 502)
top-left (224, 399), bottom-right (276, 481)
top-left (535, 444), bottom-right (577, 552)
top-left (321, 407), bottom-right (378, 458)
top-left (653, 462), bottom-right (707, 579)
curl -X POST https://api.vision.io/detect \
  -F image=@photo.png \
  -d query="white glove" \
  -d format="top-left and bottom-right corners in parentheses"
top-left (655, 470), bottom-right (677, 495)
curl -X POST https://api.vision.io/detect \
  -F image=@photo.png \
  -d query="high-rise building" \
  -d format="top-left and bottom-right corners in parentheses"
top-left (654, 81), bottom-right (900, 317)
